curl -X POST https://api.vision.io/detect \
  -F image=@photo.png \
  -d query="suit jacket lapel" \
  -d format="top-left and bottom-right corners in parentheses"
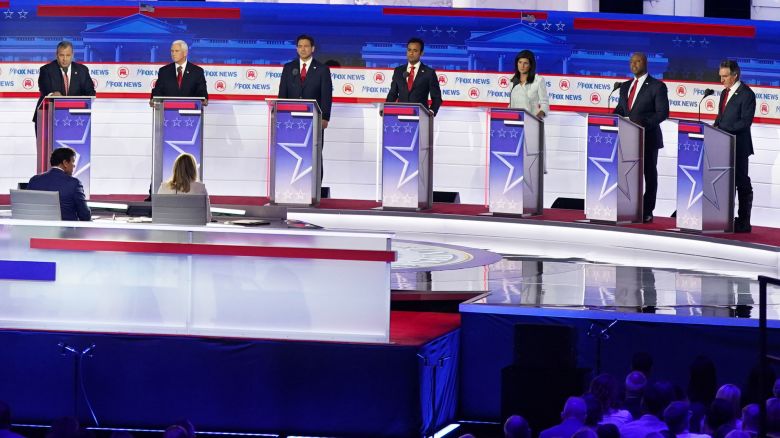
top-left (630, 77), bottom-right (651, 112)
top-left (52, 63), bottom-right (66, 95)
top-left (410, 64), bottom-right (425, 92)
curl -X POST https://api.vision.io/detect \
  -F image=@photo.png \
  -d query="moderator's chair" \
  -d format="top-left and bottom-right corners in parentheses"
top-left (10, 189), bottom-right (62, 220)
top-left (152, 194), bottom-right (209, 225)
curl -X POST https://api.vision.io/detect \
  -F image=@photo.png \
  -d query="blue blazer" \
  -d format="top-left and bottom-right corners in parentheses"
top-left (27, 168), bottom-right (91, 221)
top-left (714, 83), bottom-right (755, 157)
top-left (278, 58), bottom-right (333, 121)
top-left (613, 75), bottom-right (670, 149)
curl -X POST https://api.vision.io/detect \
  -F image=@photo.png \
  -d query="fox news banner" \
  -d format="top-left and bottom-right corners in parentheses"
top-left (2, 63), bottom-right (778, 123)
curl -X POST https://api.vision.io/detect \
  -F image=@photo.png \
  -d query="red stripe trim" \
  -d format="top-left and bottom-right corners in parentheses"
top-left (55, 101), bottom-right (88, 109)
top-left (669, 111), bottom-right (716, 120)
top-left (163, 101), bottom-right (198, 109)
top-left (30, 238), bottom-right (396, 262)
top-left (0, 1), bottom-right (10, 8)
top-left (37, 5), bottom-right (240, 19)
top-left (573, 18), bottom-right (755, 38)
top-left (588, 116), bottom-right (618, 126)
top-left (382, 7), bottom-right (543, 20)
top-left (490, 111), bottom-right (521, 120)
top-left (0, 194), bottom-right (8, 206)
top-left (678, 123), bottom-right (703, 133)
top-left (276, 103), bottom-right (310, 112)
top-left (383, 107), bottom-right (416, 115)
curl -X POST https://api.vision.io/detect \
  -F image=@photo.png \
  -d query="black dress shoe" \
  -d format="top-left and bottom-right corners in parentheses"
top-left (734, 217), bottom-right (752, 233)
top-left (643, 214), bottom-right (653, 223)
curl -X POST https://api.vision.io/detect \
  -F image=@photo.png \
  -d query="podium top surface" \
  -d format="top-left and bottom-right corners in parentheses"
top-left (151, 96), bottom-right (207, 101)
top-left (42, 95), bottom-right (95, 100)
top-left (266, 98), bottom-right (322, 112)
top-left (489, 107), bottom-right (543, 123)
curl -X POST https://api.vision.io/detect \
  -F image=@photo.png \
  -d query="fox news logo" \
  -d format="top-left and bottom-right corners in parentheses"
top-left (117, 66), bottom-right (130, 78)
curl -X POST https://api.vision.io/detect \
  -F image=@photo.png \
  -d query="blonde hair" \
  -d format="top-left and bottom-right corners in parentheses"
top-left (167, 153), bottom-right (198, 193)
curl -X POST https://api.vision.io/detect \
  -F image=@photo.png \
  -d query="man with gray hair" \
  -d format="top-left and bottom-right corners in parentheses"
top-left (150, 40), bottom-right (208, 106)
top-left (539, 397), bottom-right (587, 438)
top-left (34, 40), bottom-right (96, 132)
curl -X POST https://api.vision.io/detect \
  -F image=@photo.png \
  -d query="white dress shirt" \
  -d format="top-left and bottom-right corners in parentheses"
top-left (724, 80), bottom-right (741, 106)
top-left (509, 74), bottom-right (550, 116)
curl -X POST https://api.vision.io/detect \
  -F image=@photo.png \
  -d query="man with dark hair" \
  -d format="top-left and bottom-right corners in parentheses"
top-left (0, 401), bottom-right (24, 438)
top-left (613, 52), bottom-right (670, 223)
top-left (27, 147), bottom-right (91, 221)
top-left (150, 40), bottom-right (208, 105)
top-left (386, 37), bottom-right (443, 116)
top-left (714, 60), bottom-right (756, 233)
top-left (34, 40), bottom-right (96, 132)
top-left (278, 34), bottom-right (333, 182)
top-left (620, 380), bottom-right (675, 438)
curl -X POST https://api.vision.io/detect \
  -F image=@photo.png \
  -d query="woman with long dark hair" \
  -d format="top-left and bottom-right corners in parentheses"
top-left (509, 49), bottom-right (549, 118)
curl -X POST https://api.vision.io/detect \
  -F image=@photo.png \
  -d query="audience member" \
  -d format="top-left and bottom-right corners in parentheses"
top-left (740, 403), bottom-right (758, 436)
top-left (504, 415), bottom-right (531, 438)
top-left (539, 396), bottom-right (587, 438)
top-left (767, 397), bottom-right (780, 435)
top-left (589, 373), bottom-right (632, 426)
top-left (688, 356), bottom-right (718, 433)
top-left (716, 384), bottom-right (743, 428)
top-left (571, 427), bottom-right (598, 438)
top-left (620, 380), bottom-right (675, 438)
top-left (624, 371), bottom-right (649, 420)
top-left (664, 401), bottom-right (708, 438)
top-left (0, 402), bottom-right (24, 438)
top-left (173, 419), bottom-right (195, 438)
top-left (583, 393), bottom-right (603, 429)
top-left (162, 426), bottom-right (188, 438)
top-left (704, 398), bottom-right (738, 436)
top-left (595, 423), bottom-right (619, 438)
top-left (743, 362), bottom-right (776, 405)
top-left (723, 431), bottom-right (750, 438)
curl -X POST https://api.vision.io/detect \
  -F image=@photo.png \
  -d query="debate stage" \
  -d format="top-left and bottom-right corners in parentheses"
top-left (2, 199), bottom-right (780, 437)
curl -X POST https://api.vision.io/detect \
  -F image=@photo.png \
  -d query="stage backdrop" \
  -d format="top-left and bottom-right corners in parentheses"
top-left (1, 1), bottom-right (779, 226)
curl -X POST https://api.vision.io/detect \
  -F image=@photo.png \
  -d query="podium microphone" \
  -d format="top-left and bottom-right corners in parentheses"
top-left (699, 88), bottom-right (715, 122)
top-left (607, 81), bottom-right (621, 111)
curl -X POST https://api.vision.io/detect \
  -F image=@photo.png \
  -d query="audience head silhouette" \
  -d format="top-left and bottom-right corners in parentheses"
top-left (503, 414), bottom-right (530, 438)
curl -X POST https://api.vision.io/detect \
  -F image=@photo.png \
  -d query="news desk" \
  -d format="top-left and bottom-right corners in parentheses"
top-left (0, 218), bottom-right (394, 343)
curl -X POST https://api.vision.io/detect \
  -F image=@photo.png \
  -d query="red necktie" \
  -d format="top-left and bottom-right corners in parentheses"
top-left (720, 88), bottom-right (730, 113)
top-left (627, 79), bottom-right (638, 111)
top-left (407, 65), bottom-right (415, 92)
top-left (177, 66), bottom-right (183, 88)
top-left (301, 63), bottom-right (307, 83)
top-left (62, 68), bottom-right (69, 95)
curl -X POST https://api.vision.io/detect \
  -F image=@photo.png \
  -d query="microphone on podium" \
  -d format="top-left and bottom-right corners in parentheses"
top-left (699, 88), bottom-right (715, 122)
top-left (607, 81), bottom-right (621, 111)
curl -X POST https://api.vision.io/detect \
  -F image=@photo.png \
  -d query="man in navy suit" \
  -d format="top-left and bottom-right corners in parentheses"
top-left (714, 60), bottom-right (756, 233)
top-left (27, 147), bottom-right (91, 221)
top-left (614, 52), bottom-right (670, 223)
top-left (278, 35), bottom-right (333, 182)
top-left (386, 37), bottom-right (443, 116)
top-left (34, 41), bottom-right (96, 131)
top-left (150, 40), bottom-right (208, 105)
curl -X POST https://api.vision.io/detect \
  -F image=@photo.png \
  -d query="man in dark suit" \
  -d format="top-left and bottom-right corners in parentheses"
top-left (150, 40), bottom-right (208, 105)
top-left (614, 52), bottom-right (670, 223)
top-left (27, 147), bottom-right (91, 221)
top-left (714, 60), bottom-right (756, 233)
top-left (278, 34), bottom-right (333, 182)
top-left (386, 37), bottom-right (443, 116)
top-left (34, 40), bottom-right (96, 131)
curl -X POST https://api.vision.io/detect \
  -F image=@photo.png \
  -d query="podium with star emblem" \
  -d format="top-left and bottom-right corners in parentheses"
top-left (380, 103), bottom-right (433, 210)
top-left (488, 109), bottom-right (544, 216)
top-left (151, 97), bottom-right (206, 194)
top-left (36, 96), bottom-right (95, 197)
top-left (268, 99), bottom-right (323, 206)
top-left (585, 115), bottom-right (644, 223)
top-left (675, 121), bottom-right (735, 233)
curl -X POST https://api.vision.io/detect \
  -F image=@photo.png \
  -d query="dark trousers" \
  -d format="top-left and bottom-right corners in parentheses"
top-left (735, 154), bottom-right (751, 192)
top-left (643, 146), bottom-right (659, 215)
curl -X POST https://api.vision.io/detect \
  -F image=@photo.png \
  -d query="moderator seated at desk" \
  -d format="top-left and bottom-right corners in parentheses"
top-left (27, 147), bottom-right (91, 221)
top-left (157, 153), bottom-right (212, 222)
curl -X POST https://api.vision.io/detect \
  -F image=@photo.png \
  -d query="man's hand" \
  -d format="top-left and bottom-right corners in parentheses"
top-left (203, 99), bottom-right (208, 107)
top-left (536, 110), bottom-right (546, 118)
top-left (50, 92), bottom-right (62, 97)
top-left (322, 119), bottom-right (329, 129)
top-left (149, 100), bottom-right (154, 108)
